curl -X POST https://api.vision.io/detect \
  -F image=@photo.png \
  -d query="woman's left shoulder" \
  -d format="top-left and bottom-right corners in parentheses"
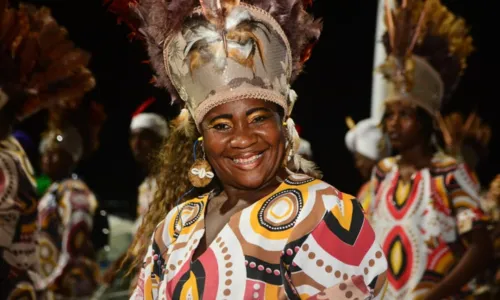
top-left (283, 174), bottom-right (358, 208)
top-left (281, 175), bottom-right (364, 234)
top-left (310, 179), bottom-right (364, 224)
top-left (281, 176), bottom-right (387, 298)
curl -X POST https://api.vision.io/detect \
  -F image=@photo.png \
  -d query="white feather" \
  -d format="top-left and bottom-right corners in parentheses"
top-left (211, 43), bottom-right (228, 69)
top-left (183, 25), bottom-right (221, 56)
top-left (227, 40), bottom-right (253, 58)
top-left (225, 7), bottom-right (251, 30)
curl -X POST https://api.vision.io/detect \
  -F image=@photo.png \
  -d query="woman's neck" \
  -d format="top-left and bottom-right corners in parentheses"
top-left (398, 141), bottom-right (434, 169)
top-left (222, 169), bottom-right (287, 208)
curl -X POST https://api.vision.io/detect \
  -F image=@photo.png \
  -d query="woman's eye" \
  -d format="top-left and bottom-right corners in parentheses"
top-left (213, 123), bottom-right (231, 131)
top-left (251, 115), bottom-right (269, 123)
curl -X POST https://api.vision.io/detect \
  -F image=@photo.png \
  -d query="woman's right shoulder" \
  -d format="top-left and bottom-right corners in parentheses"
top-left (153, 193), bottom-right (210, 246)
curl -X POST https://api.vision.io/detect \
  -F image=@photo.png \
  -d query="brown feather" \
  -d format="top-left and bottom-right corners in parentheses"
top-left (45, 40), bottom-right (75, 62)
top-left (1, 3), bottom-right (95, 120)
top-left (0, 0), bottom-right (6, 25)
top-left (381, 0), bottom-right (473, 101)
top-left (200, 0), bottom-right (240, 27)
top-left (17, 34), bottom-right (39, 80)
top-left (1, 13), bottom-right (22, 52)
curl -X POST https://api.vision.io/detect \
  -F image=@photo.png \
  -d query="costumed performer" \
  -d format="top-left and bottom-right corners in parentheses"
top-left (36, 99), bottom-right (106, 299)
top-left (0, 1), bottom-right (94, 298)
top-left (369, 0), bottom-right (492, 299)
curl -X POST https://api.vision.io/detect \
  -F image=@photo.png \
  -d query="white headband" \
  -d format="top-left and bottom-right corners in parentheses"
top-left (345, 118), bottom-right (386, 161)
top-left (130, 113), bottom-right (168, 138)
top-left (39, 126), bottom-right (83, 162)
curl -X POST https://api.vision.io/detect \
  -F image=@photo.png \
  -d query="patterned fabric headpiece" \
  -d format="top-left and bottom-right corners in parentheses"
top-left (0, 1), bottom-right (95, 120)
top-left (130, 97), bottom-right (169, 138)
top-left (378, 0), bottom-right (474, 117)
top-left (105, 0), bottom-right (321, 126)
top-left (345, 117), bottom-right (389, 161)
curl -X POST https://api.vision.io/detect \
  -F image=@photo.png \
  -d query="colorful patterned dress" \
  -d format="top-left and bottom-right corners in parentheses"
top-left (36, 177), bottom-right (100, 298)
top-left (0, 136), bottom-right (38, 299)
top-left (132, 174), bottom-right (388, 299)
top-left (357, 181), bottom-right (372, 214)
top-left (369, 152), bottom-right (488, 299)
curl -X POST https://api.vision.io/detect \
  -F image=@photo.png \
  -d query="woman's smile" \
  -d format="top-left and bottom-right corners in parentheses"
top-left (228, 150), bottom-right (265, 170)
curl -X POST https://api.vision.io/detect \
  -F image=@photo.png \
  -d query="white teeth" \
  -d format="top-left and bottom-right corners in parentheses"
top-left (233, 154), bottom-right (262, 165)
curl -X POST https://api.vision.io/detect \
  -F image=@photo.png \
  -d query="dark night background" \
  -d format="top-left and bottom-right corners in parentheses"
top-left (12, 0), bottom-right (489, 219)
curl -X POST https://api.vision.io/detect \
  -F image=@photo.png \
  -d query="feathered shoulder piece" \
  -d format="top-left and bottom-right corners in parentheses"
top-left (105, 0), bottom-right (321, 125)
top-left (42, 100), bottom-right (106, 161)
top-left (0, 1), bottom-right (95, 120)
top-left (378, 0), bottom-right (474, 117)
top-left (438, 111), bottom-right (491, 160)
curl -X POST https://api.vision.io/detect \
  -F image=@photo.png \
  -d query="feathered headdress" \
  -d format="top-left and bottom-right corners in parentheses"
top-left (437, 111), bottom-right (491, 166)
top-left (104, 0), bottom-right (321, 123)
top-left (39, 100), bottom-right (106, 162)
top-left (0, 1), bottom-right (95, 120)
top-left (378, 0), bottom-right (474, 117)
top-left (105, 0), bottom-right (322, 176)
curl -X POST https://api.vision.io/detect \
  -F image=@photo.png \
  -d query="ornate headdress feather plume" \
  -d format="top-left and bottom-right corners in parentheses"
top-left (41, 99), bottom-right (106, 162)
top-left (0, 2), bottom-right (95, 120)
top-left (379, 0), bottom-right (474, 116)
top-left (105, 0), bottom-right (322, 106)
top-left (437, 111), bottom-right (491, 161)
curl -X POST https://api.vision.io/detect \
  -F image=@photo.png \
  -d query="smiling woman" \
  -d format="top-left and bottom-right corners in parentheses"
top-left (106, 0), bottom-right (388, 299)
top-left (201, 100), bottom-right (286, 191)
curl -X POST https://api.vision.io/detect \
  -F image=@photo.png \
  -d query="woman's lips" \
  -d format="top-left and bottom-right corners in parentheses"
top-left (230, 152), bottom-right (264, 170)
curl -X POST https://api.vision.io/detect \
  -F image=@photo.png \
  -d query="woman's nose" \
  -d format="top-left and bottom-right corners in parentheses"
top-left (230, 125), bottom-right (258, 149)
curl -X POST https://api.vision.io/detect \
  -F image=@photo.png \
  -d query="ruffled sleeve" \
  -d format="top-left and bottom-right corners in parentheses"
top-left (130, 221), bottom-right (165, 300)
top-left (281, 186), bottom-right (387, 299)
top-left (131, 202), bottom-right (183, 300)
top-left (446, 163), bottom-right (489, 235)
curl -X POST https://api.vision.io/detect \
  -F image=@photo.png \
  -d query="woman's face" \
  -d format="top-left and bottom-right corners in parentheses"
top-left (383, 100), bottom-right (423, 151)
top-left (129, 128), bottom-right (163, 169)
top-left (200, 98), bottom-right (286, 190)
